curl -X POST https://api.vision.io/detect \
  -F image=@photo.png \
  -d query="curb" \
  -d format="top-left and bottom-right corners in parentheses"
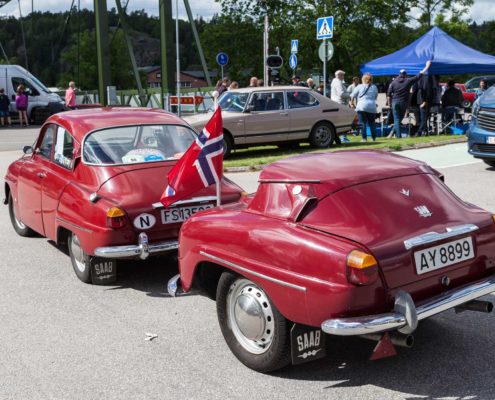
top-left (224, 137), bottom-right (468, 173)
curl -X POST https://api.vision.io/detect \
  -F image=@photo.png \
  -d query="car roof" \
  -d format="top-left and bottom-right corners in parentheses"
top-left (46, 107), bottom-right (187, 142)
top-left (259, 150), bottom-right (433, 191)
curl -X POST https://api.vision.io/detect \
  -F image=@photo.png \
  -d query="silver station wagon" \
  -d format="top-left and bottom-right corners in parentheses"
top-left (184, 86), bottom-right (356, 157)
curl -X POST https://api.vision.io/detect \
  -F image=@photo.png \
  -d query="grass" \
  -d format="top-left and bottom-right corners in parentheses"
top-left (223, 134), bottom-right (467, 169)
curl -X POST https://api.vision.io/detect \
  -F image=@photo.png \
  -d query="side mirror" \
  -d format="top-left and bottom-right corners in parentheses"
top-left (23, 146), bottom-right (33, 154)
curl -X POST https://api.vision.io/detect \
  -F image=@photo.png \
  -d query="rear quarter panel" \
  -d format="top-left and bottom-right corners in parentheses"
top-left (179, 205), bottom-right (388, 327)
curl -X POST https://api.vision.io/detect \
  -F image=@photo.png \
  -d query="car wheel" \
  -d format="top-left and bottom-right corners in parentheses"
top-left (8, 193), bottom-right (34, 237)
top-left (223, 133), bottom-right (233, 159)
top-left (483, 160), bottom-right (495, 168)
top-left (462, 100), bottom-right (471, 108)
top-left (68, 232), bottom-right (92, 283)
top-left (309, 122), bottom-right (335, 148)
top-left (216, 271), bottom-right (291, 372)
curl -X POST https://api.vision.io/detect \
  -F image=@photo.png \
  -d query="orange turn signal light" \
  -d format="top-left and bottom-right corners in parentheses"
top-left (106, 207), bottom-right (126, 228)
top-left (346, 250), bottom-right (379, 286)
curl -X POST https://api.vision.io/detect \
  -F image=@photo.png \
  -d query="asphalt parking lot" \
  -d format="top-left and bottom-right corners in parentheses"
top-left (1, 134), bottom-right (495, 399)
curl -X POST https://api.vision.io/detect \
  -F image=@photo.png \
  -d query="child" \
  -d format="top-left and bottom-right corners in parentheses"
top-left (0, 88), bottom-right (11, 126)
top-left (15, 85), bottom-right (29, 127)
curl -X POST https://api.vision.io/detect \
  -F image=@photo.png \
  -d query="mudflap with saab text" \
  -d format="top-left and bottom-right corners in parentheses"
top-left (290, 324), bottom-right (326, 365)
top-left (90, 258), bottom-right (117, 285)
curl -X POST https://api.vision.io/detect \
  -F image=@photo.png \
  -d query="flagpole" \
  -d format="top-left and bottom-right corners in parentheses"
top-left (175, 0), bottom-right (181, 117)
top-left (216, 181), bottom-right (221, 207)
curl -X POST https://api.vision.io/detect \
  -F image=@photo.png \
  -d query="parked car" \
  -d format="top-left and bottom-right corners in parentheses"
top-left (465, 75), bottom-right (495, 91)
top-left (440, 82), bottom-right (475, 108)
top-left (4, 107), bottom-right (243, 284)
top-left (169, 150), bottom-right (495, 372)
top-left (183, 86), bottom-right (356, 158)
top-left (468, 87), bottom-right (495, 167)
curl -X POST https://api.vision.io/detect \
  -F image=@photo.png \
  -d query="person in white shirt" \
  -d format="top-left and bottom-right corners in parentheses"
top-left (331, 70), bottom-right (351, 143)
top-left (331, 70), bottom-right (350, 104)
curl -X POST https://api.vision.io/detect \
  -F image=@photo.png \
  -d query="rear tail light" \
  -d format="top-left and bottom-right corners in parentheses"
top-left (492, 215), bottom-right (495, 225)
top-left (106, 207), bottom-right (127, 229)
top-left (346, 250), bottom-right (379, 286)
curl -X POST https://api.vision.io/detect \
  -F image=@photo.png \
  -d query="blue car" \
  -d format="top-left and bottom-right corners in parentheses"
top-left (468, 87), bottom-right (495, 167)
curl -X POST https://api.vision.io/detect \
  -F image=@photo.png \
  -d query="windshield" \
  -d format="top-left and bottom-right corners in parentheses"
top-left (218, 91), bottom-right (249, 112)
top-left (27, 72), bottom-right (51, 94)
top-left (83, 124), bottom-right (196, 165)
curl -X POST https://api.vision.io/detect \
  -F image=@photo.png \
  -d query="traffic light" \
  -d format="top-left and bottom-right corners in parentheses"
top-left (266, 55), bottom-right (283, 69)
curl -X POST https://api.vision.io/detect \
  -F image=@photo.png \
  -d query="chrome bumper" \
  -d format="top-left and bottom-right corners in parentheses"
top-left (322, 274), bottom-right (495, 336)
top-left (94, 232), bottom-right (178, 260)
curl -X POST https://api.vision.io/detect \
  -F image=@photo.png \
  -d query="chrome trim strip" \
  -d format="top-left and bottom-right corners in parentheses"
top-left (95, 238), bottom-right (178, 259)
top-left (56, 217), bottom-right (93, 233)
top-left (199, 251), bottom-right (306, 292)
top-left (403, 224), bottom-right (479, 250)
top-left (258, 179), bottom-right (321, 184)
top-left (152, 196), bottom-right (217, 209)
top-left (321, 274), bottom-right (495, 336)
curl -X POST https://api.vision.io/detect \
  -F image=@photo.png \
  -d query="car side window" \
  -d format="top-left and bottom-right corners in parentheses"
top-left (11, 77), bottom-right (39, 96)
top-left (249, 92), bottom-right (284, 112)
top-left (38, 125), bottom-right (56, 159)
top-left (287, 91), bottom-right (319, 109)
top-left (53, 126), bottom-right (75, 169)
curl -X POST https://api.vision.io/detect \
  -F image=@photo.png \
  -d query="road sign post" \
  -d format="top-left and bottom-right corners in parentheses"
top-left (316, 16), bottom-right (334, 97)
top-left (216, 52), bottom-right (229, 81)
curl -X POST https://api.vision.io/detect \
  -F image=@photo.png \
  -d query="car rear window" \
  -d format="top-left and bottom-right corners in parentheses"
top-left (83, 124), bottom-right (196, 165)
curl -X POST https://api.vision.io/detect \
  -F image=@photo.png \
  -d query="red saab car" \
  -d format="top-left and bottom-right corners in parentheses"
top-left (168, 151), bottom-right (495, 372)
top-left (4, 108), bottom-right (243, 284)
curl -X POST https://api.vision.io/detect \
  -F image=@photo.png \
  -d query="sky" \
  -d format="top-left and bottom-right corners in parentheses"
top-left (0, 0), bottom-right (493, 23)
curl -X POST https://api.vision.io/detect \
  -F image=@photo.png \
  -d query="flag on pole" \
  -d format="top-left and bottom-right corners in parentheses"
top-left (161, 107), bottom-right (224, 207)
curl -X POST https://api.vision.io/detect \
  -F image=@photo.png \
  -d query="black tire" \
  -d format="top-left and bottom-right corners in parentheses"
top-left (8, 192), bottom-right (34, 237)
top-left (483, 160), bottom-right (495, 168)
top-left (309, 122), bottom-right (335, 148)
top-left (68, 232), bottom-right (92, 283)
top-left (216, 271), bottom-right (291, 372)
top-left (223, 133), bottom-right (233, 159)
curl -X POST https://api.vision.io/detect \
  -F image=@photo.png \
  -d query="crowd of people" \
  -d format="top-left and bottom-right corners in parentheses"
top-left (210, 67), bottom-right (488, 142)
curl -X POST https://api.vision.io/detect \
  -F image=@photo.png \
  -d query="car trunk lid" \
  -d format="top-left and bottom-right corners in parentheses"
top-left (301, 173), bottom-right (494, 290)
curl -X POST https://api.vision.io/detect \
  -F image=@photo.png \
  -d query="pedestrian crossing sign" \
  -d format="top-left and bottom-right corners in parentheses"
top-left (291, 39), bottom-right (298, 54)
top-left (317, 16), bottom-right (333, 39)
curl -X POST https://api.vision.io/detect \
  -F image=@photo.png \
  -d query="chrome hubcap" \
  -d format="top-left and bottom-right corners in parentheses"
top-left (315, 126), bottom-right (330, 144)
top-left (70, 234), bottom-right (87, 273)
top-left (227, 279), bottom-right (275, 354)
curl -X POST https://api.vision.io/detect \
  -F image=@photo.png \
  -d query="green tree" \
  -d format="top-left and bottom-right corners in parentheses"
top-left (411, 0), bottom-right (474, 28)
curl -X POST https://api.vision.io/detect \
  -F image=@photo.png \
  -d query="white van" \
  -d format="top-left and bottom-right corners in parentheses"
top-left (0, 65), bottom-right (65, 124)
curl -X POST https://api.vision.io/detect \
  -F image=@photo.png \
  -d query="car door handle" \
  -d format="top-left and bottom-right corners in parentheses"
top-left (37, 172), bottom-right (46, 178)
top-left (280, 112), bottom-right (288, 116)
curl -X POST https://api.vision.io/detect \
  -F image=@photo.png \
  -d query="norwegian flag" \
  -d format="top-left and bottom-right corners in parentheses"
top-left (161, 107), bottom-right (223, 207)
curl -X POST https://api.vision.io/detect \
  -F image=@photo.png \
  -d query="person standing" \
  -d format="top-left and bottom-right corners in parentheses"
top-left (475, 79), bottom-right (487, 99)
top-left (416, 74), bottom-right (436, 136)
top-left (350, 73), bottom-right (378, 142)
top-left (249, 76), bottom-right (258, 87)
top-left (441, 79), bottom-right (463, 124)
top-left (65, 81), bottom-right (77, 109)
top-left (331, 70), bottom-right (350, 105)
top-left (0, 88), bottom-right (12, 126)
top-left (306, 78), bottom-right (315, 90)
top-left (386, 61), bottom-right (432, 138)
top-left (229, 81), bottom-right (239, 90)
top-left (15, 85), bottom-right (29, 127)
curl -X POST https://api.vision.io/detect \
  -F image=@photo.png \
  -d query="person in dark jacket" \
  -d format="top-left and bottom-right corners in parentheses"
top-left (386, 60), bottom-right (431, 138)
top-left (0, 88), bottom-right (11, 126)
top-left (416, 74), bottom-right (437, 136)
top-left (441, 79), bottom-right (463, 124)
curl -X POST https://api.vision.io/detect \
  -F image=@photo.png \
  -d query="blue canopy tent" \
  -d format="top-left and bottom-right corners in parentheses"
top-left (361, 26), bottom-right (495, 76)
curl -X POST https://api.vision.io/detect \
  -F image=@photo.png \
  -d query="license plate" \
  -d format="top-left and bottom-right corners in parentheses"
top-left (488, 137), bottom-right (495, 144)
top-left (414, 237), bottom-right (474, 275)
top-left (161, 204), bottom-right (214, 224)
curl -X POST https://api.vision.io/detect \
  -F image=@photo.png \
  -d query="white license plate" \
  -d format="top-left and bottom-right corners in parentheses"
top-left (414, 237), bottom-right (474, 275)
top-left (487, 136), bottom-right (495, 144)
top-left (161, 204), bottom-right (214, 224)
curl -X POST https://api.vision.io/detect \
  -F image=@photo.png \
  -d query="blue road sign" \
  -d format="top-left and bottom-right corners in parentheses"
top-left (289, 54), bottom-right (297, 70)
top-left (216, 52), bottom-right (229, 66)
top-left (316, 16), bottom-right (334, 39)
top-left (291, 39), bottom-right (298, 54)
